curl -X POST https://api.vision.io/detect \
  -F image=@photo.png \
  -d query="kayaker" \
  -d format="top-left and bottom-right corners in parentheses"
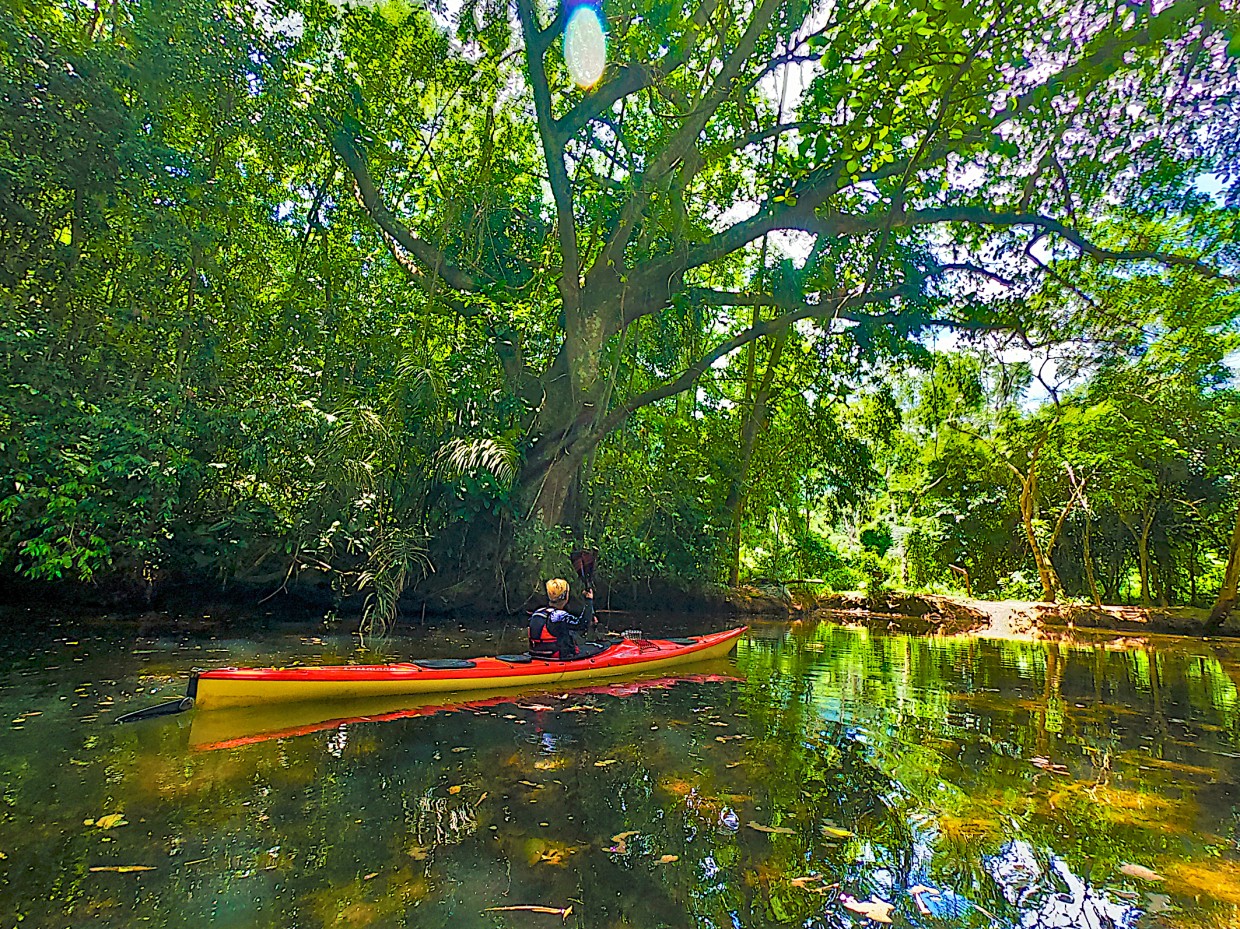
top-left (529, 578), bottom-right (595, 660)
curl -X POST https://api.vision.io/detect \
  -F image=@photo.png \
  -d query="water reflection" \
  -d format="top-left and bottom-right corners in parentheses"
top-left (1, 617), bottom-right (1239, 928)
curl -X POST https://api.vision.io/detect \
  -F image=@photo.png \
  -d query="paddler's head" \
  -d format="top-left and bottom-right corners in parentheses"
top-left (546, 577), bottom-right (570, 607)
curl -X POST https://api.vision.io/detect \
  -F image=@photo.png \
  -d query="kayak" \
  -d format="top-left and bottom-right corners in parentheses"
top-left (189, 671), bottom-right (741, 751)
top-left (188, 626), bottom-right (747, 710)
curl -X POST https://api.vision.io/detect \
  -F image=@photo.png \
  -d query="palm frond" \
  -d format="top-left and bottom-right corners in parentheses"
top-left (436, 437), bottom-right (519, 487)
top-left (357, 527), bottom-right (433, 642)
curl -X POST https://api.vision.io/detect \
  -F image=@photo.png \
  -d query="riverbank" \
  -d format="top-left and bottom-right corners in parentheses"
top-left (807, 590), bottom-right (1231, 639)
top-left (3, 573), bottom-right (1233, 641)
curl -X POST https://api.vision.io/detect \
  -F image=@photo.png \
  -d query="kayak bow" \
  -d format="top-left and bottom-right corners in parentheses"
top-left (188, 626), bottom-right (747, 710)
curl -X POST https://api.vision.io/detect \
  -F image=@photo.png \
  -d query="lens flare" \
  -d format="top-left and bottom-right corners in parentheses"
top-left (564, 4), bottom-right (606, 89)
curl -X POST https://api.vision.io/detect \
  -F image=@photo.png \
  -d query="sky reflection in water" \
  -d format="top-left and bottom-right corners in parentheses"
top-left (0, 617), bottom-right (1238, 928)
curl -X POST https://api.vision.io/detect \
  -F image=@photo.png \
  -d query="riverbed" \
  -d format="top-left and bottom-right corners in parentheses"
top-left (1, 612), bottom-right (1237, 928)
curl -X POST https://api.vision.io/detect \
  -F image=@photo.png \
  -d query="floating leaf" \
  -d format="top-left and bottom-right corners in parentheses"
top-left (841, 895), bottom-right (894, 923)
top-left (89, 865), bottom-right (155, 873)
top-left (363, 871), bottom-right (378, 880)
top-left (748, 821), bottom-right (795, 835)
top-left (593, 759), bottom-right (618, 767)
top-left (1119, 863), bottom-right (1164, 882)
top-left (820, 825), bottom-right (853, 840)
top-left (519, 704), bottom-right (555, 712)
top-left (607, 830), bottom-right (639, 854)
top-left (657, 854), bottom-right (679, 864)
top-left (908, 884), bottom-right (940, 914)
top-left (91, 814), bottom-right (128, 830)
top-left (447, 785), bottom-right (462, 795)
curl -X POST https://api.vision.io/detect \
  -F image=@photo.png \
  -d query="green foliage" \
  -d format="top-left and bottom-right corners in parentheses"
top-left (0, 0), bottom-right (1236, 615)
top-left (857, 550), bottom-right (894, 600)
top-left (859, 521), bottom-right (893, 557)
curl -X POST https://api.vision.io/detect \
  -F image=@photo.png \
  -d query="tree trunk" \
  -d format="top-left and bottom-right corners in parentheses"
top-left (725, 328), bottom-right (788, 586)
top-left (1207, 500), bottom-right (1240, 629)
top-left (1137, 527), bottom-right (1152, 606)
top-left (1189, 537), bottom-right (1198, 607)
top-left (1019, 472), bottom-right (1059, 602)
top-left (515, 447), bottom-right (583, 529)
top-left (1082, 518), bottom-right (1102, 607)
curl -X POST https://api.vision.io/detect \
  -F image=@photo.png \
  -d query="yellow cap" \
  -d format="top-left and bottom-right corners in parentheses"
top-left (546, 578), bottom-right (569, 603)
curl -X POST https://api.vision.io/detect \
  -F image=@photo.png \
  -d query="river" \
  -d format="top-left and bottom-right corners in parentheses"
top-left (1, 612), bottom-right (1238, 928)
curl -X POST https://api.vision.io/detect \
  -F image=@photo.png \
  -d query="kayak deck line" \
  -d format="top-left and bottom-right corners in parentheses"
top-left (188, 626), bottom-right (747, 710)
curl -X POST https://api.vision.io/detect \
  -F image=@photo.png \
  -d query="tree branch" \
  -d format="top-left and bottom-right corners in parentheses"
top-left (555, 0), bottom-right (719, 140)
top-left (887, 206), bottom-right (1238, 283)
top-left (589, 285), bottom-right (914, 441)
top-left (589, 0), bottom-right (783, 279)
top-left (516, 0), bottom-right (581, 311)
top-left (329, 127), bottom-right (486, 294)
top-left (636, 0), bottom-right (1221, 302)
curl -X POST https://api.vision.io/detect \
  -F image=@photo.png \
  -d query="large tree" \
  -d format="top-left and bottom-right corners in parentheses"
top-left (316, 0), bottom-right (1239, 534)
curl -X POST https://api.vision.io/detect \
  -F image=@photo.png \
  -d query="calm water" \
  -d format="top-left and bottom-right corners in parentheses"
top-left (2, 613), bottom-right (1239, 929)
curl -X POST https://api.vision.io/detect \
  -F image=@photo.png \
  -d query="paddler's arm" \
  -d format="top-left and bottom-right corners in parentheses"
top-left (578, 590), bottom-right (595, 629)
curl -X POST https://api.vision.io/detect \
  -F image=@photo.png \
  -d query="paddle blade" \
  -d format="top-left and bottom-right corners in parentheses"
top-left (570, 549), bottom-right (597, 583)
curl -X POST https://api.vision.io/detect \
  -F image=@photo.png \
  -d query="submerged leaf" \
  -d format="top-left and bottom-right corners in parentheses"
top-left (1144, 893), bottom-right (1173, 915)
top-left (484, 904), bottom-right (572, 919)
top-left (841, 895), bottom-right (894, 923)
top-left (748, 821), bottom-right (795, 835)
top-left (1119, 863), bottom-right (1164, 882)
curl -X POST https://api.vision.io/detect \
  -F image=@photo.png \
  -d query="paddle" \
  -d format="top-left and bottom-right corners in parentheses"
top-left (115, 696), bottom-right (195, 724)
top-left (570, 548), bottom-right (602, 639)
top-left (570, 548), bottom-right (597, 593)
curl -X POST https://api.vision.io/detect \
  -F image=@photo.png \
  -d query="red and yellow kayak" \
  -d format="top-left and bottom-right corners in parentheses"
top-left (189, 671), bottom-right (741, 751)
top-left (189, 627), bottom-right (747, 710)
